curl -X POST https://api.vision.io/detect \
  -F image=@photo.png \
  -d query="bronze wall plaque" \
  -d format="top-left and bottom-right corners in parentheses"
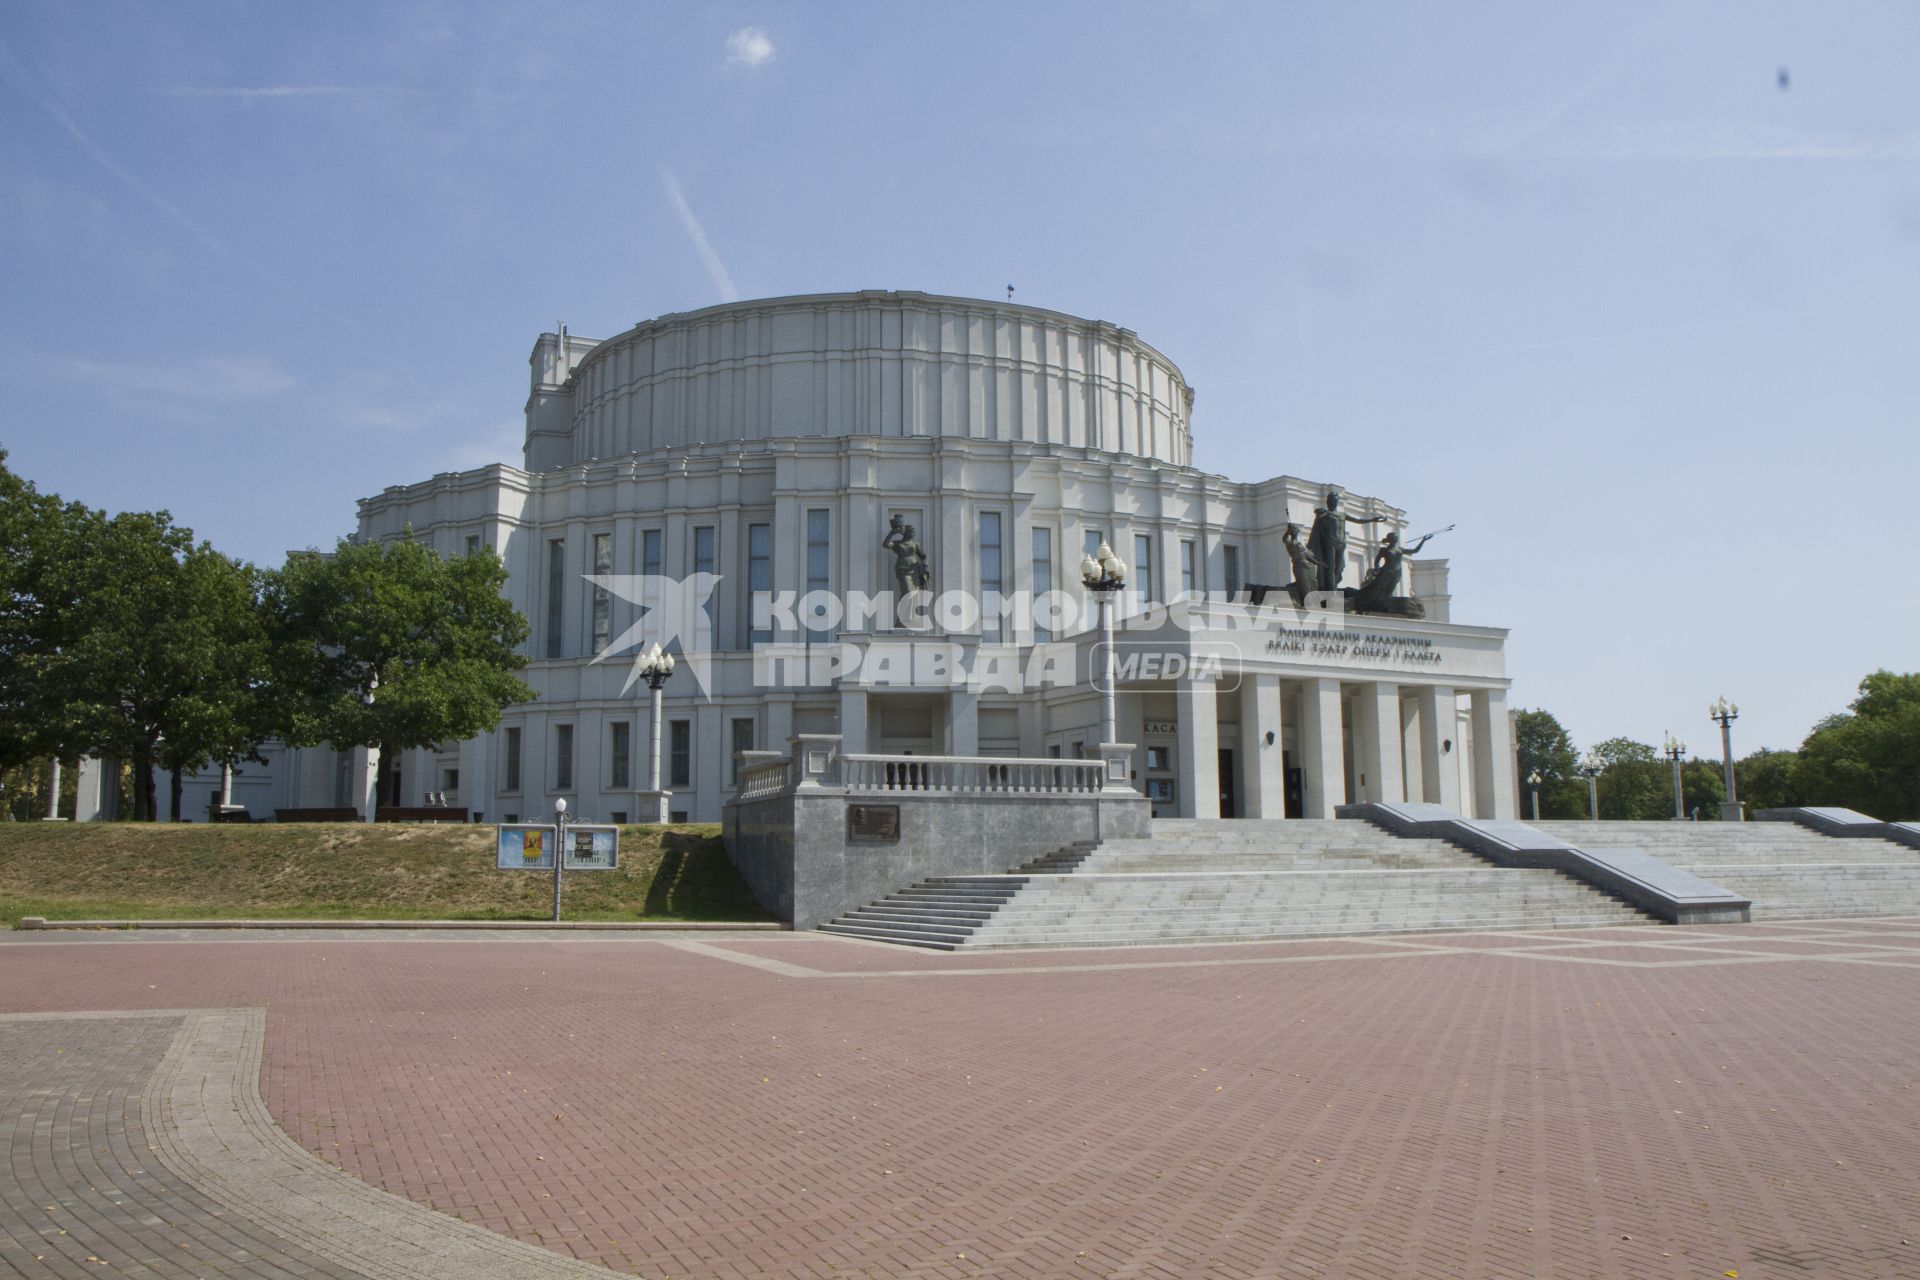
top-left (848, 803), bottom-right (901, 842)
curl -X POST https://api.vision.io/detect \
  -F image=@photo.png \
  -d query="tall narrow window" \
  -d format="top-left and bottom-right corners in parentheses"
top-left (1222, 544), bottom-right (1242, 600)
top-left (609, 721), bottom-right (631, 789)
top-left (641, 528), bottom-right (664, 646)
top-left (805, 509), bottom-right (831, 643)
top-left (1134, 534), bottom-right (1156, 606)
top-left (1031, 526), bottom-right (1054, 642)
top-left (978, 511), bottom-right (1003, 641)
top-left (545, 539), bottom-right (566, 659)
top-left (465, 533), bottom-right (482, 557)
top-left (503, 727), bottom-right (522, 793)
top-left (693, 527), bottom-right (717, 633)
top-left (590, 533), bottom-right (612, 654)
top-left (1180, 539), bottom-right (1197, 598)
top-left (730, 717), bottom-right (755, 784)
top-left (747, 523), bottom-right (772, 645)
top-left (669, 720), bottom-right (692, 788)
top-left (554, 724), bottom-right (574, 791)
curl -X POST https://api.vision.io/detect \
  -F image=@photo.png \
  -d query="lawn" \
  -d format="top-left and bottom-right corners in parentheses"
top-left (0, 821), bottom-right (776, 927)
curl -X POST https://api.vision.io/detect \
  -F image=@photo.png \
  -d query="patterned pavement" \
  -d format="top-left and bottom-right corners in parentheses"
top-left (2, 920), bottom-right (1918, 1279)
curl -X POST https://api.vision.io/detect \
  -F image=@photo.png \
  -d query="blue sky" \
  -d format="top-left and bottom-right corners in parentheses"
top-left (3, 1), bottom-right (1915, 756)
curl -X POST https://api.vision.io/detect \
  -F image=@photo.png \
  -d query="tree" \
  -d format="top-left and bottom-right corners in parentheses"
top-left (1793, 671), bottom-right (1920, 820)
top-left (1587, 737), bottom-right (1669, 820)
top-left (266, 534), bottom-right (533, 812)
top-left (1512, 708), bottom-right (1584, 818)
top-left (1736, 748), bottom-right (1801, 814)
top-left (0, 450), bottom-right (92, 776)
top-left (27, 507), bottom-right (270, 820)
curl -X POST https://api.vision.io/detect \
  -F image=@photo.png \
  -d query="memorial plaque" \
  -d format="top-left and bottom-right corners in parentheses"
top-left (848, 803), bottom-right (901, 842)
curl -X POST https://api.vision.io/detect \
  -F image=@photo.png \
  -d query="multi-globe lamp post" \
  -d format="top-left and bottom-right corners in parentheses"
top-left (1079, 540), bottom-right (1128, 746)
top-left (1527, 769), bottom-right (1543, 822)
top-left (1709, 695), bottom-right (1740, 821)
top-left (638, 642), bottom-right (676, 825)
top-left (1579, 750), bottom-right (1603, 821)
top-left (1663, 732), bottom-right (1688, 820)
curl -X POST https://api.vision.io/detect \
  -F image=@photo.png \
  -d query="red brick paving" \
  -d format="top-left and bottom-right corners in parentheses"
top-left (3, 925), bottom-right (1919, 1279)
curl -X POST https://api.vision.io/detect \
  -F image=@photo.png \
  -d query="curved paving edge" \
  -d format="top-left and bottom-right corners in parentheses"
top-left (141, 1008), bottom-right (628, 1280)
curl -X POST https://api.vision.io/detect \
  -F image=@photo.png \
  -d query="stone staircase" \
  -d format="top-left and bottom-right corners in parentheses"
top-left (818, 819), bottom-right (1654, 950)
top-left (1534, 821), bottom-right (1920, 921)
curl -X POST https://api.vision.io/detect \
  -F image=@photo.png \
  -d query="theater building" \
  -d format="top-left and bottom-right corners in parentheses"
top-left (185, 291), bottom-right (1518, 825)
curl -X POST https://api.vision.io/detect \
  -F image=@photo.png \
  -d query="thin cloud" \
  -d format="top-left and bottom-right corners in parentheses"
top-left (725, 26), bottom-right (776, 68)
top-left (161, 84), bottom-right (432, 100)
top-left (49, 355), bottom-right (297, 401)
top-left (660, 169), bottom-right (740, 302)
top-left (0, 37), bottom-right (360, 334)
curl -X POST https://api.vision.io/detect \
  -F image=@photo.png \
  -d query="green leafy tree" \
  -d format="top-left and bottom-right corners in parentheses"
top-left (1512, 707), bottom-right (1584, 818)
top-left (1586, 737), bottom-right (1669, 820)
top-left (1735, 748), bottom-right (1801, 814)
top-left (0, 450), bottom-right (92, 775)
top-left (1678, 758), bottom-right (1725, 821)
top-left (266, 534), bottom-right (533, 812)
top-left (1793, 671), bottom-right (1920, 819)
top-left (28, 508), bottom-right (270, 820)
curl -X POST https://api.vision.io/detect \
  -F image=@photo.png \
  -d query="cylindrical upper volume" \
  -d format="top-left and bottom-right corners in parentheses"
top-left (532, 291), bottom-right (1195, 469)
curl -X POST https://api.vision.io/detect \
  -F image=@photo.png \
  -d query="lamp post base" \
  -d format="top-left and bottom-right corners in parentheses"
top-left (636, 791), bottom-right (673, 825)
top-left (1720, 800), bottom-right (1745, 823)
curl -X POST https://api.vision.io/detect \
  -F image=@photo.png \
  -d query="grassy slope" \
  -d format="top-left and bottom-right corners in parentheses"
top-left (0, 822), bottom-right (775, 927)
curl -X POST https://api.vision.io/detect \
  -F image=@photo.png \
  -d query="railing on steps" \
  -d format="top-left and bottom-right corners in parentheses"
top-left (841, 754), bottom-right (1106, 796)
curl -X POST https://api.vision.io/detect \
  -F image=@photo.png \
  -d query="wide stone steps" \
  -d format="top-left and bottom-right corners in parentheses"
top-left (817, 818), bottom-right (1666, 950)
top-left (1532, 821), bottom-right (1920, 918)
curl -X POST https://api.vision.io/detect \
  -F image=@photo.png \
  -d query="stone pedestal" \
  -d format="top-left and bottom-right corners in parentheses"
top-left (636, 790), bottom-right (672, 824)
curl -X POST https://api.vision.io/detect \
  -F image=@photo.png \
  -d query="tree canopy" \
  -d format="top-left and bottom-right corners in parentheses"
top-left (1792, 671), bottom-right (1920, 820)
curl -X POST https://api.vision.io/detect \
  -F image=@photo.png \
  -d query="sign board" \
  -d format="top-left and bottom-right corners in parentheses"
top-left (848, 803), bottom-right (901, 843)
top-left (562, 825), bottom-right (619, 870)
top-left (496, 824), bottom-right (555, 870)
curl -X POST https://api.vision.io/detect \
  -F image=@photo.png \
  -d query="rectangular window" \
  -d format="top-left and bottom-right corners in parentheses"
top-left (978, 511), bottom-right (1003, 641)
top-left (669, 720), bottom-right (692, 788)
top-left (1223, 544), bottom-right (1242, 600)
top-left (805, 509), bottom-right (831, 642)
top-left (1031, 526), bottom-right (1054, 642)
top-left (693, 527), bottom-right (717, 632)
top-left (730, 717), bottom-right (755, 784)
top-left (545, 539), bottom-right (566, 659)
top-left (610, 721), bottom-right (631, 789)
top-left (504, 726), bottom-right (522, 792)
top-left (590, 533), bottom-right (612, 654)
top-left (554, 724), bottom-right (574, 791)
top-left (1134, 533), bottom-right (1155, 605)
top-left (1180, 539), bottom-right (1197, 598)
top-left (641, 528), bottom-right (663, 644)
top-left (747, 523), bottom-right (772, 646)
top-left (465, 533), bottom-right (482, 557)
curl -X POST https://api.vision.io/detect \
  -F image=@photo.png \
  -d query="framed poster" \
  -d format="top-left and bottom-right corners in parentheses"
top-left (497, 824), bottom-right (555, 870)
top-left (562, 825), bottom-right (620, 870)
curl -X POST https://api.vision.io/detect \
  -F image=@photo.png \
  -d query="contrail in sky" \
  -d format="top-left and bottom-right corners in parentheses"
top-left (660, 168), bottom-right (741, 302)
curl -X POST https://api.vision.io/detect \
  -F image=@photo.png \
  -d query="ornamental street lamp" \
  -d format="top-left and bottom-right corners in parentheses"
top-left (1709, 696), bottom-right (1740, 821)
top-left (1079, 540), bottom-right (1128, 746)
top-left (637, 643), bottom-right (676, 825)
top-left (1527, 769), bottom-right (1543, 822)
top-left (1663, 732), bottom-right (1688, 821)
top-left (551, 796), bottom-right (570, 922)
top-left (1579, 750), bottom-right (1603, 821)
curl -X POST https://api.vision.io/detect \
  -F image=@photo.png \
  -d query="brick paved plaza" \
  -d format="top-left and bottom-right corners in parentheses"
top-left (3, 922), bottom-right (1919, 1279)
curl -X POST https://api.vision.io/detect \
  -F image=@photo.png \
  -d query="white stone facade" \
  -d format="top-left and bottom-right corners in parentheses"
top-left (170, 291), bottom-right (1518, 825)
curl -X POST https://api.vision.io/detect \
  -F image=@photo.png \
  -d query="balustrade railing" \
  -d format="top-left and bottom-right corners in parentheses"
top-left (736, 758), bottom-right (792, 800)
top-left (841, 754), bottom-right (1105, 796)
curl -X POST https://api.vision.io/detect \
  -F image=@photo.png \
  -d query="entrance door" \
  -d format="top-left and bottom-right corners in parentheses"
top-left (1217, 749), bottom-right (1237, 817)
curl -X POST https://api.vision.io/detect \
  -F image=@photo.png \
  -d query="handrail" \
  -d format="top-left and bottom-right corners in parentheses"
top-left (840, 753), bottom-right (1104, 796)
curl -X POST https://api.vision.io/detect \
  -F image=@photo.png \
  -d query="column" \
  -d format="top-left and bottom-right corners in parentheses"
top-left (1470, 688), bottom-right (1519, 820)
top-left (1416, 685), bottom-right (1463, 812)
top-left (695, 701), bottom-right (723, 821)
top-left (765, 694), bottom-right (795, 758)
top-left (1175, 676), bottom-right (1219, 818)
top-left (352, 745), bottom-right (380, 823)
top-left (1355, 682), bottom-right (1403, 804)
top-left (45, 759), bottom-right (61, 819)
top-left (838, 687), bottom-right (870, 755)
top-left (1400, 696), bottom-right (1423, 804)
top-left (1298, 677), bottom-right (1345, 818)
top-left (948, 688), bottom-right (979, 756)
top-left (1239, 673), bottom-right (1287, 818)
top-left (1017, 697), bottom-right (1045, 757)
